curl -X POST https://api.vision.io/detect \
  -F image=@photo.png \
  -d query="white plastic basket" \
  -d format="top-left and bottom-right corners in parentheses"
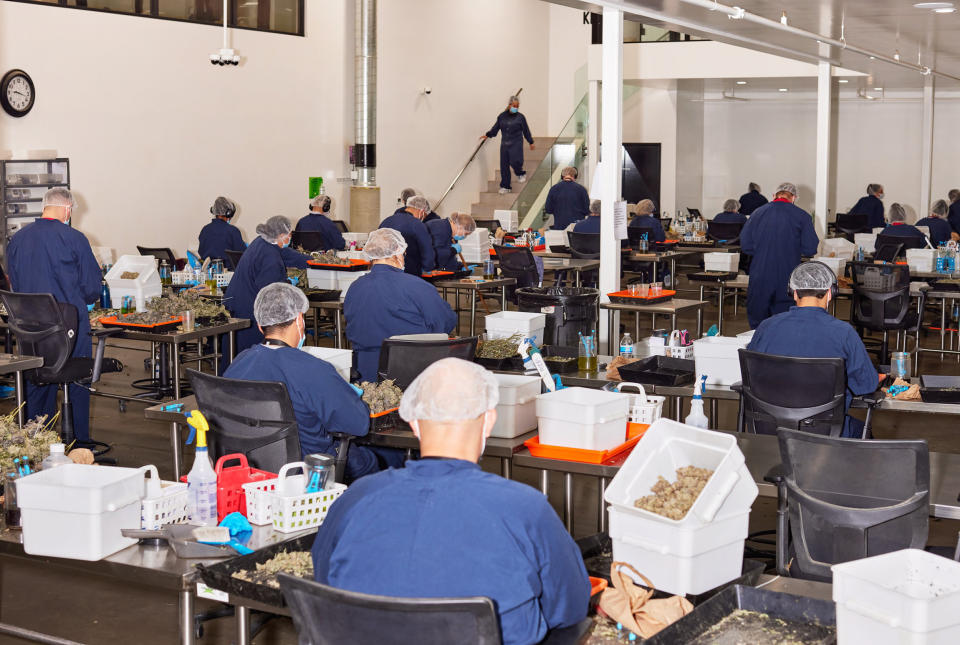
top-left (215, 271), bottom-right (233, 287)
top-left (813, 256), bottom-right (846, 279)
top-left (139, 465), bottom-right (188, 530)
top-left (616, 382), bottom-right (665, 424)
top-left (243, 477), bottom-right (280, 525)
top-left (906, 248), bottom-right (936, 274)
top-left (244, 462), bottom-right (347, 531)
top-left (854, 233), bottom-right (878, 253)
top-left (821, 237), bottom-right (856, 260)
top-left (667, 330), bottom-right (694, 360)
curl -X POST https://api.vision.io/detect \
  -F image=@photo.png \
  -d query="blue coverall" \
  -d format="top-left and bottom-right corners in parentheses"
top-left (7, 218), bottom-right (102, 442)
top-left (914, 217), bottom-right (953, 247)
top-left (628, 214), bottom-right (666, 242)
top-left (880, 222), bottom-right (925, 241)
top-left (344, 264), bottom-right (458, 382)
top-left (311, 458), bottom-right (590, 645)
top-left (378, 211), bottom-right (436, 276)
top-left (425, 219), bottom-right (462, 271)
top-left (949, 201), bottom-right (960, 236)
top-left (224, 237), bottom-right (289, 354)
top-left (850, 194), bottom-right (886, 229)
top-left (198, 218), bottom-right (246, 263)
top-left (740, 199), bottom-right (820, 329)
top-left (748, 306), bottom-right (879, 438)
top-left (423, 211), bottom-right (441, 224)
top-left (486, 111), bottom-right (534, 190)
top-left (224, 344), bottom-right (378, 479)
top-left (545, 180), bottom-right (590, 230)
top-left (714, 211), bottom-right (748, 225)
top-left (738, 190), bottom-right (768, 215)
top-left (572, 215), bottom-right (600, 233)
top-left (295, 213), bottom-right (346, 251)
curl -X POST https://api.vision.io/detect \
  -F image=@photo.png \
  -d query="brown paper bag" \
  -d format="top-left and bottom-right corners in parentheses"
top-left (598, 562), bottom-right (693, 639)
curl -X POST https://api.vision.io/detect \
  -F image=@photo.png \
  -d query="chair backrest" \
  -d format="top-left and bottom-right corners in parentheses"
top-left (835, 213), bottom-right (871, 241)
top-left (224, 249), bottom-right (245, 271)
top-left (738, 349), bottom-right (847, 437)
top-left (0, 290), bottom-right (79, 383)
top-left (475, 219), bottom-right (503, 233)
top-left (186, 369), bottom-right (301, 472)
top-left (872, 240), bottom-right (904, 263)
top-left (332, 220), bottom-right (349, 233)
top-left (848, 262), bottom-right (913, 331)
top-left (876, 233), bottom-right (925, 256)
top-left (494, 246), bottom-right (539, 290)
top-left (627, 226), bottom-right (658, 250)
top-left (378, 337), bottom-right (479, 390)
top-left (777, 428), bottom-right (929, 581)
top-left (278, 574), bottom-right (502, 645)
top-left (566, 232), bottom-right (601, 259)
top-left (706, 221), bottom-right (744, 245)
top-left (291, 231), bottom-right (327, 253)
top-left (137, 246), bottom-right (177, 266)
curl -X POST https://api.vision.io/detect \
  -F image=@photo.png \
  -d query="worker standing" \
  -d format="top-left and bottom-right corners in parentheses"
top-left (849, 184), bottom-right (886, 229)
top-left (311, 359), bottom-right (589, 645)
top-left (426, 212), bottom-right (476, 271)
top-left (738, 183), bottom-right (767, 215)
top-left (482, 95), bottom-right (535, 195)
top-left (7, 188), bottom-right (102, 445)
top-left (199, 196), bottom-right (245, 265)
top-left (544, 167), bottom-right (590, 230)
top-left (740, 182), bottom-right (819, 329)
top-left (947, 189), bottom-right (960, 241)
top-left (378, 195), bottom-right (436, 276)
top-left (295, 195), bottom-right (346, 252)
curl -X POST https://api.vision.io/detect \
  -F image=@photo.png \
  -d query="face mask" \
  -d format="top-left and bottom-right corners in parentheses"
top-left (453, 235), bottom-right (464, 241)
top-left (296, 317), bottom-right (306, 349)
top-left (509, 107), bottom-right (518, 114)
top-left (877, 193), bottom-right (884, 200)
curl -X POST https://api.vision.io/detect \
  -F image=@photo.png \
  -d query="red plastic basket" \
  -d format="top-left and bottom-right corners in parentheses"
top-left (213, 454), bottom-right (276, 522)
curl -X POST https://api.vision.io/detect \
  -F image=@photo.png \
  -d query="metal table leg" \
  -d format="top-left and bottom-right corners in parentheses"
top-left (170, 422), bottom-right (183, 479)
top-left (696, 304), bottom-right (703, 338)
top-left (540, 470), bottom-right (549, 496)
top-left (598, 477), bottom-right (608, 533)
top-left (469, 290), bottom-right (477, 336)
top-left (501, 285), bottom-right (507, 311)
top-left (717, 284), bottom-right (725, 334)
top-left (213, 334), bottom-right (220, 375)
top-left (674, 396), bottom-right (682, 421)
top-left (710, 398), bottom-right (719, 429)
top-left (563, 472), bottom-right (574, 533)
top-left (335, 309), bottom-right (343, 349)
top-left (941, 297), bottom-right (947, 361)
top-left (608, 310), bottom-right (616, 356)
top-left (501, 457), bottom-right (512, 480)
top-left (179, 589), bottom-right (195, 645)
top-left (312, 306), bottom-right (319, 346)
top-left (172, 342), bottom-right (182, 400)
top-left (229, 330), bottom-right (236, 360)
top-left (236, 604), bottom-right (250, 645)
top-left (15, 370), bottom-right (25, 428)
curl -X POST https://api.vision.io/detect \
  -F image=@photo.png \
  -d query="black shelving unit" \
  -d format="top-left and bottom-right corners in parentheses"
top-left (0, 158), bottom-right (71, 257)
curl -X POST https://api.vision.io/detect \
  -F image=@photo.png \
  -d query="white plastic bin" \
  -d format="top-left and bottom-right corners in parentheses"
top-left (493, 209), bottom-right (519, 232)
top-left (342, 232), bottom-right (369, 248)
top-left (735, 329), bottom-right (755, 343)
top-left (537, 387), bottom-right (631, 450)
top-left (538, 416), bottom-right (627, 451)
top-left (301, 346), bottom-right (352, 381)
top-left (907, 248), bottom-right (936, 274)
top-left (693, 336), bottom-right (749, 385)
top-left (703, 252), bottom-right (740, 273)
top-left (491, 374), bottom-right (540, 439)
top-left (106, 255), bottom-right (162, 311)
top-left (854, 233), bottom-right (878, 253)
top-left (821, 237), bottom-right (856, 260)
top-left (545, 230), bottom-right (568, 249)
top-left (833, 549), bottom-right (960, 645)
top-left (18, 464), bottom-right (148, 560)
top-left (813, 256), bottom-right (846, 278)
top-left (336, 271), bottom-right (370, 301)
top-left (485, 311), bottom-right (546, 346)
top-left (306, 268), bottom-right (339, 290)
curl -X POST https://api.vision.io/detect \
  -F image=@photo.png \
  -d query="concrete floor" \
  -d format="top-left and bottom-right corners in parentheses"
top-left (1, 272), bottom-right (959, 644)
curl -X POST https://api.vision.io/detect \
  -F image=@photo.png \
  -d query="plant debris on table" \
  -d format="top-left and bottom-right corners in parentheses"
top-left (476, 333), bottom-right (523, 359)
top-left (634, 465), bottom-right (714, 520)
top-left (120, 271), bottom-right (140, 279)
top-left (89, 308), bottom-right (121, 329)
top-left (687, 609), bottom-right (835, 645)
top-left (230, 551), bottom-right (313, 589)
top-left (0, 411), bottom-right (58, 474)
top-left (310, 250), bottom-right (351, 265)
top-left (360, 379), bottom-right (403, 414)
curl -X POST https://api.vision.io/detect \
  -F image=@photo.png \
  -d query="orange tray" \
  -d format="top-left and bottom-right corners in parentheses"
top-left (306, 258), bottom-right (370, 271)
top-left (607, 289), bottom-right (677, 300)
top-left (627, 422), bottom-right (650, 439)
top-left (100, 315), bottom-right (183, 331)
top-left (524, 433), bottom-right (641, 464)
top-left (370, 406), bottom-right (399, 419)
top-left (421, 270), bottom-right (455, 278)
top-left (589, 577), bottom-right (608, 597)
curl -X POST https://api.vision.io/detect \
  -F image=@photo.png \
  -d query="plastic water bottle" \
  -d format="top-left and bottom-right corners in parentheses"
top-left (100, 281), bottom-right (111, 309)
top-left (185, 411), bottom-right (218, 526)
top-left (41, 443), bottom-right (72, 470)
top-left (619, 333), bottom-right (635, 358)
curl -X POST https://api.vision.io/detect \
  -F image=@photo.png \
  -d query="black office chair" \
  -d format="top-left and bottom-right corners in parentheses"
top-left (849, 261), bottom-right (923, 365)
top-left (872, 241), bottom-right (904, 263)
top-left (137, 246), bottom-right (180, 270)
top-left (876, 233), bottom-right (926, 257)
top-left (224, 249), bottom-right (245, 271)
top-left (706, 221), bottom-right (744, 247)
top-left (378, 337), bottom-right (479, 390)
top-left (835, 213), bottom-right (872, 242)
top-left (291, 231), bottom-right (327, 253)
top-left (278, 574), bottom-right (502, 645)
top-left (332, 220), bottom-right (349, 233)
top-left (773, 428), bottom-right (930, 580)
top-left (0, 291), bottom-right (122, 454)
top-left (475, 219), bottom-right (503, 233)
top-left (566, 232), bottom-right (600, 259)
top-left (494, 246), bottom-right (540, 298)
top-left (627, 226), bottom-right (659, 251)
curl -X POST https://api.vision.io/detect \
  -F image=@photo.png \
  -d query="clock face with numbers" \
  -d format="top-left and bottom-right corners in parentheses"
top-left (1, 70), bottom-right (35, 118)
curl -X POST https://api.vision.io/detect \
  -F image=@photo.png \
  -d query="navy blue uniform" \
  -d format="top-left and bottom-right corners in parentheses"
top-left (880, 222), bottom-right (925, 240)
top-left (487, 111), bottom-right (534, 190)
top-left (8, 218), bottom-right (102, 442)
top-left (199, 218), bottom-right (246, 263)
top-left (423, 211), bottom-right (441, 224)
top-left (545, 180), bottom-right (590, 230)
top-left (312, 458), bottom-right (590, 645)
top-left (573, 215), bottom-right (600, 234)
top-left (714, 211), bottom-right (747, 225)
top-left (749, 306), bottom-right (878, 437)
top-left (224, 237), bottom-right (289, 353)
top-left (948, 201), bottom-right (960, 236)
top-left (378, 211), bottom-right (435, 276)
top-left (295, 213), bottom-right (346, 251)
top-left (915, 217), bottom-right (952, 247)
top-left (344, 264), bottom-right (458, 382)
top-left (738, 190), bottom-right (768, 215)
top-left (425, 219), bottom-right (461, 271)
top-left (225, 344), bottom-right (378, 479)
top-left (850, 195), bottom-right (885, 229)
top-left (741, 200), bottom-right (820, 329)
top-left (628, 214), bottom-right (666, 242)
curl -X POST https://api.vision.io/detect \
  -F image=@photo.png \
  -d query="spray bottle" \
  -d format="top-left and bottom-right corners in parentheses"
top-left (685, 374), bottom-right (709, 429)
top-left (185, 410), bottom-right (218, 525)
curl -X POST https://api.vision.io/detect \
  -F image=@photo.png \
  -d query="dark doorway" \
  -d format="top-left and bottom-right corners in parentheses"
top-left (621, 143), bottom-right (661, 208)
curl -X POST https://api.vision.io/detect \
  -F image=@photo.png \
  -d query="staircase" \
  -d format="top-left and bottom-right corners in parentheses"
top-left (469, 137), bottom-right (553, 220)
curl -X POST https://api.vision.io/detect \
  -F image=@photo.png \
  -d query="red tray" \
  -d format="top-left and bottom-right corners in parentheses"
top-left (607, 289), bottom-right (676, 305)
top-left (100, 314), bottom-right (183, 332)
top-left (306, 258), bottom-right (370, 271)
top-left (524, 434), bottom-right (641, 464)
top-left (421, 270), bottom-right (455, 278)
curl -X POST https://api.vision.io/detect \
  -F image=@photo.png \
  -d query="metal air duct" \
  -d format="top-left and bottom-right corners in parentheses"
top-left (355, 0), bottom-right (377, 186)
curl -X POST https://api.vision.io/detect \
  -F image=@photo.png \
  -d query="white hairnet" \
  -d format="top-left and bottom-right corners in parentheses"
top-left (931, 199), bottom-right (948, 218)
top-left (212, 196), bottom-right (235, 218)
top-left (867, 183), bottom-right (883, 196)
top-left (889, 203), bottom-right (906, 223)
top-left (399, 187), bottom-right (418, 203)
top-left (310, 195), bottom-right (331, 212)
top-left (255, 216), bottom-right (292, 243)
top-left (508, 95), bottom-right (520, 104)
top-left (748, 182), bottom-right (761, 192)
top-left (254, 282), bottom-right (308, 327)
top-left (364, 228), bottom-right (407, 260)
top-left (789, 262), bottom-right (835, 292)
top-left (776, 183), bottom-right (798, 197)
top-left (723, 199), bottom-right (740, 212)
top-left (636, 199), bottom-right (655, 215)
top-left (399, 358), bottom-right (500, 423)
top-left (42, 187), bottom-right (76, 210)
top-left (451, 212), bottom-right (476, 235)
top-left (589, 199), bottom-right (601, 215)
top-left (406, 195), bottom-right (430, 212)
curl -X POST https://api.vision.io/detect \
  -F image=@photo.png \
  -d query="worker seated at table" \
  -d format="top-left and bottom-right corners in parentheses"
top-left (915, 200), bottom-right (954, 248)
top-left (295, 195), bottom-right (345, 251)
top-left (225, 282), bottom-right (380, 479)
top-left (344, 228), bottom-right (458, 383)
top-left (627, 199), bottom-right (666, 242)
top-left (312, 358), bottom-right (590, 645)
top-left (747, 262), bottom-right (879, 438)
top-left (199, 196), bottom-right (246, 263)
top-left (379, 195), bottom-right (436, 276)
top-left (849, 183), bottom-right (886, 229)
top-left (738, 182), bottom-right (768, 216)
top-left (713, 199), bottom-right (747, 225)
top-left (544, 166), bottom-right (591, 230)
top-left (572, 198), bottom-right (601, 233)
top-left (879, 203), bottom-right (925, 242)
top-left (426, 212), bottom-right (476, 271)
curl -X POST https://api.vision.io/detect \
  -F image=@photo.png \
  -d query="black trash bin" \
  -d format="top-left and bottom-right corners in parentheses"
top-left (516, 287), bottom-right (599, 348)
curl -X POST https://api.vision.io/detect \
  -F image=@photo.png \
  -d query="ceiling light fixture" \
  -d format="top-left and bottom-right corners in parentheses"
top-left (838, 79), bottom-right (849, 83)
top-left (778, 88), bottom-right (789, 92)
top-left (894, 50), bottom-right (901, 61)
top-left (874, 87), bottom-right (883, 91)
top-left (934, 7), bottom-right (957, 12)
top-left (780, 11), bottom-right (788, 25)
top-left (913, 2), bottom-right (954, 9)
top-left (736, 80), bottom-right (747, 85)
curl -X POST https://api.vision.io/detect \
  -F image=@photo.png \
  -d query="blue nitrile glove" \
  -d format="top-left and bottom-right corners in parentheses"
top-left (87, 303), bottom-right (95, 312)
top-left (288, 276), bottom-right (300, 286)
top-left (467, 264), bottom-right (479, 271)
top-left (706, 324), bottom-right (719, 337)
top-left (452, 242), bottom-right (462, 253)
top-left (218, 512), bottom-right (255, 554)
top-left (552, 374), bottom-right (565, 390)
top-left (350, 383), bottom-right (364, 397)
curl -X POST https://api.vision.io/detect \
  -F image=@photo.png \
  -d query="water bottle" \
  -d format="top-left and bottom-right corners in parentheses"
top-left (619, 333), bottom-right (635, 358)
top-left (41, 443), bottom-right (73, 470)
top-left (100, 281), bottom-right (111, 309)
top-left (159, 260), bottom-right (171, 285)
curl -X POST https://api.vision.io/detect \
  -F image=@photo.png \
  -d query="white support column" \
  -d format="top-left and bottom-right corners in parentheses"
top-left (919, 75), bottom-right (935, 220)
top-left (587, 80), bottom-right (600, 189)
top-left (814, 61), bottom-right (833, 238)
top-left (599, 7), bottom-right (623, 350)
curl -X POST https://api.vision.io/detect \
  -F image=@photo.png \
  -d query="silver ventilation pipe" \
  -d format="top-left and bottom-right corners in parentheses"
top-left (354, 0), bottom-right (377, 186)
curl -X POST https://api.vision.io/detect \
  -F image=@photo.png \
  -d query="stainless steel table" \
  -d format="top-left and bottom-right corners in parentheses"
top-left (144, 395), bottom-right (198, 479)
top-left (600, 300), bottom-right (705, 354)
top-left (435, 277), bottom-right (516, 336)
top-left (687, 273), bottom-right (747, 335)
top-left (0, 354), bottom-right (43, 426)
top-left (307, 300), bottom-right (345, 349)
top-left (540, 258), bottom-right (600, 287)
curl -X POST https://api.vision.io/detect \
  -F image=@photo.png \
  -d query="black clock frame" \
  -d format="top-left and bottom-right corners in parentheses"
top-left (1, 69), bottom-right (35, 118)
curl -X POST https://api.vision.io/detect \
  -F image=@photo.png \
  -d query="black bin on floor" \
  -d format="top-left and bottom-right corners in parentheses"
top-left (516, 287), bottom-right (599, 348)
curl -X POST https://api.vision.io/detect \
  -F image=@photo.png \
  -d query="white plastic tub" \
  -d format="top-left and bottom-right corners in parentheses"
top-left (493, 209), bottom-right (520, 232)
top-left (693, 336), bottom-right (749, 385)
top-left (703, 252), bottom-right (740, 273)
top-left (854, 233), bottom-right (878, 253)
top-left (833, 549), bottom-right (960, 645)
top-left (301, 346), bottom-right (352, 381)
top-left (813, 256), bottom-right (846, 278)
top-left (537, 387), bottom-right (632, 426)
top-left (736, 329), bottom-right (755, 342)
top-left (491, 374), bottom-right (540, 439)
top-left (485, 311), bottom-right (546, 346)
top-left (538, 415), bottom-right (627, 451)
top-left (306, 268), bottom-right (339, 291)
top-left (545, 230), bottom-right (568, 249)
top-left (821, 237), bottom-right (856, 260)
top-left (106, 255), bottom-right (162, 311)
top-left (907, 248), bottom-right (936, 274)
top-left (341, 232), bottom-right (369, 248)
top-left (18, 464), bottom-right (148, 560)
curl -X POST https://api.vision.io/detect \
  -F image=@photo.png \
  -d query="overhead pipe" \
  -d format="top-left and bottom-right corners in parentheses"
top-left (354, 0), bottom-right (377, 186)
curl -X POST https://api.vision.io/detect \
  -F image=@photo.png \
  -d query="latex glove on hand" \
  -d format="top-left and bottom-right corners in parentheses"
top-left (452, 242), bottom-right (462, 253)
top-left (288, 276), bottom-right (300, 286)
top-left (350, 383), bottom-right (364, 397)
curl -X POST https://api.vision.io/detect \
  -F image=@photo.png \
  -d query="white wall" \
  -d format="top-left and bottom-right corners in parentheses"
top-left (621, 81), bottom-right (677, 214)
top-left (547, 4), bottom-right (591, 134)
